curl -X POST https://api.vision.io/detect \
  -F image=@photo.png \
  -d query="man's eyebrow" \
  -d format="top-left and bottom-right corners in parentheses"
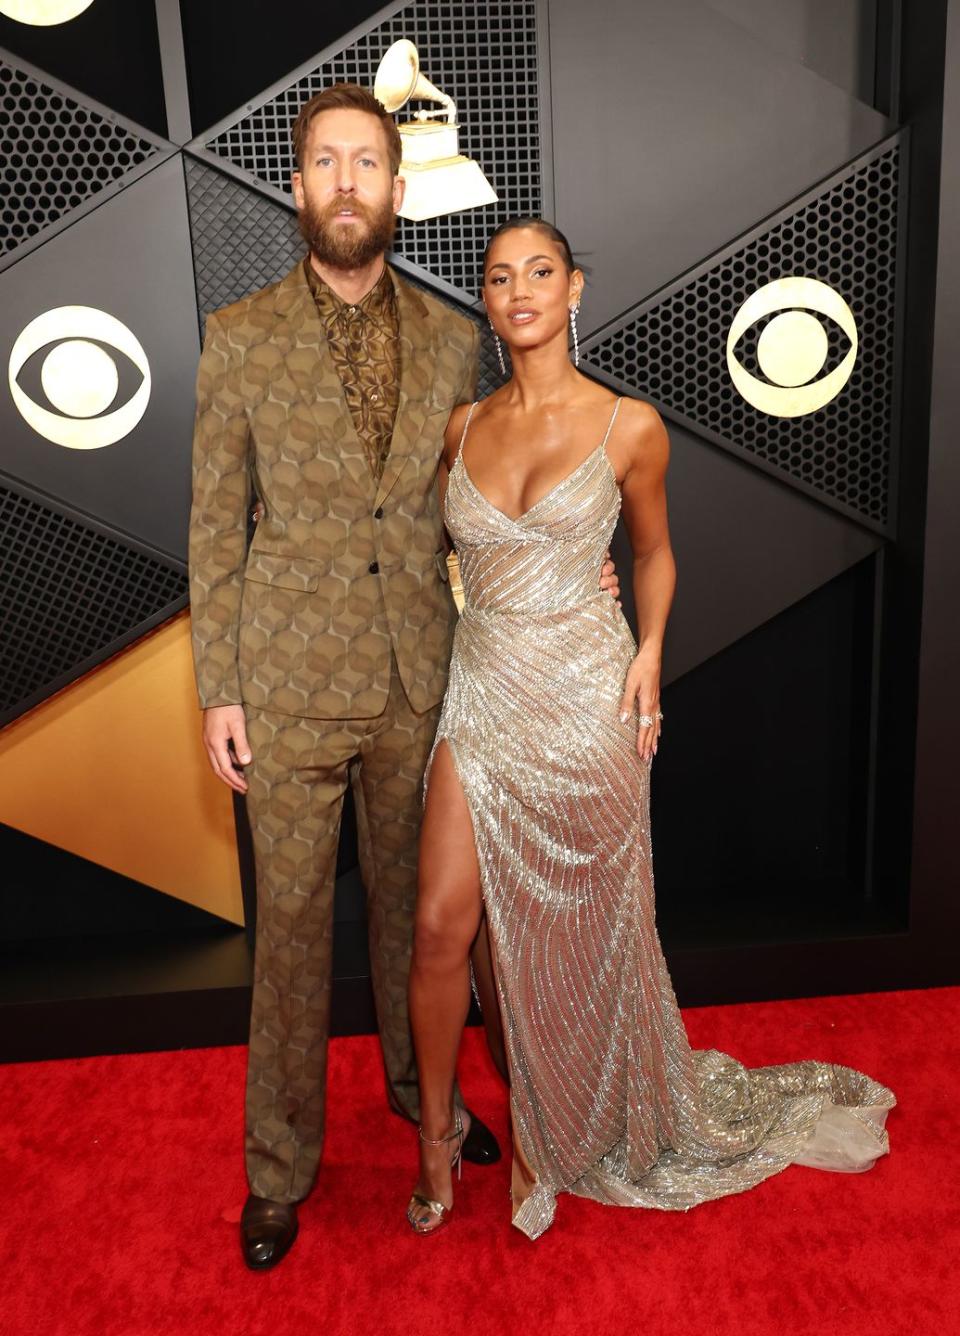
top-left (312, 144), bottom-right (382, 155)
top-left (488, 254), bottom-right (554, 271)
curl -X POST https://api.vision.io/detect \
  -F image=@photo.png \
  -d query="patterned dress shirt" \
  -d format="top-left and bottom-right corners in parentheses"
top-left (304, 257), bottom-right (400, 480)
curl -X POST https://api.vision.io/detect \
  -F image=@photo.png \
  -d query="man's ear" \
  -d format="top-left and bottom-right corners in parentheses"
top-left (393, 172), bottom-right (406, 213)
top-left (292, 171), bottom-right (304, 210)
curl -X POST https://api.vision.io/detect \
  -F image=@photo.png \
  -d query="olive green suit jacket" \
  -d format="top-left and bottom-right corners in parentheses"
top-left (188, 260), bottom-right (479, 719)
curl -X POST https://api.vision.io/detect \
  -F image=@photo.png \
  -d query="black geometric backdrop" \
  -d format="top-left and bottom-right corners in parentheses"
top-left (0, 1), bottom-right (906, 728)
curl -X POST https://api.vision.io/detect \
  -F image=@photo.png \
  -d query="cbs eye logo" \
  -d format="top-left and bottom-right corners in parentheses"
top-left (8, 305), bottom-right (151, 450)
top-left (0, 2), bottom-right (96, 24)
top-left (725, 277), bottom-right (858, 418)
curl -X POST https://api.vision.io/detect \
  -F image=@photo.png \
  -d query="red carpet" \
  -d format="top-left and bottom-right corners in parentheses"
top-left (4, 986), bottom-right (959, 1336)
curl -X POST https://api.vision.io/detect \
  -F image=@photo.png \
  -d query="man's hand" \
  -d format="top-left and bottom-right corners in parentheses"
top-left (599, 549), bottom-right (621, 605)
top-left (202, 704), bottom-right (252, 794)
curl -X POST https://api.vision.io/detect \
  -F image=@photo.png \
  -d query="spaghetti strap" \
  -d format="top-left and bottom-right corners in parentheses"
top-left (600, 397), bottom-right (623, 450)
top-left (454, 401), bottom-right (479, 461)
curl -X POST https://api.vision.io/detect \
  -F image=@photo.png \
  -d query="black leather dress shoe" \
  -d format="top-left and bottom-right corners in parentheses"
top-left (240, 1193), bottom-right (299, 1270)
top-left (460, 1108), bottom-right (502, 1165)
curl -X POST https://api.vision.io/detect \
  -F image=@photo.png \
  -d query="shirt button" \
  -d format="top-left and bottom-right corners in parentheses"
top-left (348, 306), bottom-right (356, 314)
top-left (369, 560), bottom-right (380, 574)
top-left (374, 506), bottom-right (384, 519)
top-left (371, 393), bottom-right (380, 403)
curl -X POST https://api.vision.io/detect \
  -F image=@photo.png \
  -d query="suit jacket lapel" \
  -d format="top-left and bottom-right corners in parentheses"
top-left (375, 267), bottom-right (437, 509)
top-left (271, 263), bottom-right (373, 497)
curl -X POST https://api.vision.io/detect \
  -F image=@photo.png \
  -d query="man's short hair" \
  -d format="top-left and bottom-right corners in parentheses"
top-left (292, 84), bottom-right (403, 177)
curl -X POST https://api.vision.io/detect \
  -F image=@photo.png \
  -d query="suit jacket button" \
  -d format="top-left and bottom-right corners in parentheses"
top-left (374, 506), bottom-right (384, 519)
top-left (369, 560), bottom-right (380, 574)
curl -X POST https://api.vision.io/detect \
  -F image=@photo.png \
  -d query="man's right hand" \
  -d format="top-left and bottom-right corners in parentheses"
top-left (202, 704), bottom-right (252, 794)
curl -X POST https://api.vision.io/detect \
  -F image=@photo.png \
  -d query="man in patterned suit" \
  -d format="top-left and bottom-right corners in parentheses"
top-left (188, 83), bottom-right (503, 1271)
top-left (190, 83), bottom-right (617, 1268)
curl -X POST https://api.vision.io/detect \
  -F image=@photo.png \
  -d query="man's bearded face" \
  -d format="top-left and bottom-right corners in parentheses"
top-left (298, 189), bottom-right (396, 270)
top-left (295, 108), bottom-right (399, 269)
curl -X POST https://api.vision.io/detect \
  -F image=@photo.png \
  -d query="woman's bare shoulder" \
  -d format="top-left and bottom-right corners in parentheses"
top-left (442, 390), bottom-right (507, 465)
top-left (442, 400), bottom-right (475, 467)
top-left (615, 396), bottom-right (670, 473)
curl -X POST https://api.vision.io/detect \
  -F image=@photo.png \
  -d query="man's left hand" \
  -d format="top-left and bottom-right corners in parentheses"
top-left (599, 550), bottom-right (621, 604)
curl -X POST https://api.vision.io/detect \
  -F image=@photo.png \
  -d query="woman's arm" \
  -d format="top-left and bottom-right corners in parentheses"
top-left (614, 400), bottom-right (675, 761)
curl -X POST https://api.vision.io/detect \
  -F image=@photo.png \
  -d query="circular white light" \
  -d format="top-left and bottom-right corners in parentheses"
top-left (0, 1), bottom-right (96, 24)
top-left (40, 339), bottom-right (119, 418)
top-left (756, 310), bottom-right (829, 388)
top-left (8, 305), bottom-right (151, 449)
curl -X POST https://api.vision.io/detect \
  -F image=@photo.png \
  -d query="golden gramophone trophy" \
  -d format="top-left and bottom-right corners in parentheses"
top-left (374, 39), bottom-right (498, 221)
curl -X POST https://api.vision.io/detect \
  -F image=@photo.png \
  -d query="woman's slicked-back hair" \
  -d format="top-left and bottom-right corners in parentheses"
top-left (482, 217), bottom-right (579, 279)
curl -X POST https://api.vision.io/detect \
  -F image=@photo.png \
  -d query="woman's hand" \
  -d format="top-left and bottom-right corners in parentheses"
top-left (618, 644), bottom-right (663, 761)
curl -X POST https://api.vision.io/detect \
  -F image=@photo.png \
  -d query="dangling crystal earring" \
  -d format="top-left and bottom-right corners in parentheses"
top-left (489, 320), bottom-right (507, 377)
top-left (569, 305), bottom-right (580, 367)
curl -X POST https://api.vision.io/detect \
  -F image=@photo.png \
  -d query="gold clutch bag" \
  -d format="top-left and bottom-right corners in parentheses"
top-left (445, 550), bottom-right (465, 613)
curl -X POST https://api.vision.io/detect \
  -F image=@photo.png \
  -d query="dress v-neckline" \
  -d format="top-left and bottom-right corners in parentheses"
top-left (455, 397), bottom-right (622, 525)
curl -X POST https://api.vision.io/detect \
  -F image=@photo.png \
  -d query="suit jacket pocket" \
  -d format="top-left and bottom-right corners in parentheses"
top-left (243, 550), bottom-right (323, 592)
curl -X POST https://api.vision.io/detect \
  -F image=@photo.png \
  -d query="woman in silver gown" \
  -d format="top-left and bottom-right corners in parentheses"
top-left (406, 218), bottom-right (895, 1241)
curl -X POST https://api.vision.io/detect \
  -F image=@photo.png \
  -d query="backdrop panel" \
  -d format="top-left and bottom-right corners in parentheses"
top-left (0, 611), bottom-right (243, 924)
top-left (0, 47), bottom-right (170, 271)
top-left (632, 425), bottom-right (881, 685)
top-left (549, 0), bottom-right (891, 336)
top-left (0, 154), bottom-right (199, 559)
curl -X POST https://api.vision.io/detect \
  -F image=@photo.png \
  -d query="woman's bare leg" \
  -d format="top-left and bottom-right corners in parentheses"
top-left (409, 741), bottom-right (484, 1215)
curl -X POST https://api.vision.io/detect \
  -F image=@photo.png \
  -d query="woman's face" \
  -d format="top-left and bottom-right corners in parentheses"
top-left (483, 227), bottom-right (583, 355)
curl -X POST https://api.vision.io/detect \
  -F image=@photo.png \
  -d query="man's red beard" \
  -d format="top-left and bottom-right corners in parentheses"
top-left (298, 193), bottom-right (397, 269)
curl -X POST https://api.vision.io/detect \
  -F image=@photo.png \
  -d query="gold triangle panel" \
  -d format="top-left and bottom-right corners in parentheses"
top-left (0, 611), bottom-right (243, 925)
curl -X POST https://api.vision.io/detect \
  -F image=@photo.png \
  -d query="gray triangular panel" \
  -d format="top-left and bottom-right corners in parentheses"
top-left (550, 0), bottom-right (891, 335)
top-left (616, 421), bottom-right (882, 686)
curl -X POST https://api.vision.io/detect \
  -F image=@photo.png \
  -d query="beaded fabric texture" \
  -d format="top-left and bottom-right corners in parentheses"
top-left (429, 396), bottom-right (895, 1240)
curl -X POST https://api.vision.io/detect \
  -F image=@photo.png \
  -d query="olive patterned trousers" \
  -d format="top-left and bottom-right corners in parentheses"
top-left (242, 661), bottom-right (441, 1203)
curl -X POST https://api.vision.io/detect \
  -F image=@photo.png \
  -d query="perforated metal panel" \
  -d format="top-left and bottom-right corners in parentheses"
top-left (185, 155), bottom-right (304, 325)
top-left (583, 140), bottom-right (902, 528)
top-left (0, 483), bottom-right (187, 724)
top-left (0, 56), bottom-right (161, 260)
top-left (203, 0), bottom-right (542, 300)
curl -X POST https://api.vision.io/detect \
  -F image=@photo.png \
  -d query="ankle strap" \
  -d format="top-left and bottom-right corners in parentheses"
top-left (418, 1111), bottom-right (463, 1146)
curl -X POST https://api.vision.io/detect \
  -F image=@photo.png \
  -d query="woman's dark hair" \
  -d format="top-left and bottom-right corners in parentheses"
top-left (482, 217), bottom-right (581, 279)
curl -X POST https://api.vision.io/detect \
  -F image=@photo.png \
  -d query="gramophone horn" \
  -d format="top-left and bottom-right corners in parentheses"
top-left (374, 39), bottom-right (456, 120)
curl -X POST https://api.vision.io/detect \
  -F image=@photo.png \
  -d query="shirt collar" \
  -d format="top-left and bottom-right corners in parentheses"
top-left (303, 257), bottom-right (396, 335)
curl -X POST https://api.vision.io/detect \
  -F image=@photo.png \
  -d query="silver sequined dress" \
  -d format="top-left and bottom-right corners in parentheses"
top-left (432, 397), bottom-right (895, 1240)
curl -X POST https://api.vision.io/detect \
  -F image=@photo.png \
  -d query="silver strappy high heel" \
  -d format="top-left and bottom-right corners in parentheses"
top-left (406, 1107), bottom-right (464, 1235)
